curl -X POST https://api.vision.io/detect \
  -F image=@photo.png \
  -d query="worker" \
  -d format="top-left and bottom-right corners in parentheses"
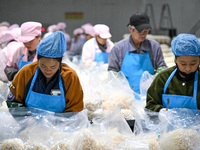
top-left (4, 21), bottom-right (42, 81)
top-left (57, 22), bottom-right (71, 50)
top-left (7, 31), bottom-right (84, 113)
top-left (66, 27), bottom-right (85, 61)
top-left (70, 28), bottom-right (84, 48)
top-left (42, 24), bottom-right (58, 39)
top-left (81, 23), bottom-right (95, 41)
top-left (67, 25), bottom-right (95, 60)
top-left (82, 24), bottom-right (114, 68)
top-left (145, 33), bottom-right (200, 112)
top-left (108, 12), bottom-right (167, 94)
top-left (9, 24), bottom-right (19, 31)
top-left (0, 28), bottom-right (21, 82)
top-left (0, 21), bottom-right (10, 28)
top-left (0, 28), bottom-right (20, 51)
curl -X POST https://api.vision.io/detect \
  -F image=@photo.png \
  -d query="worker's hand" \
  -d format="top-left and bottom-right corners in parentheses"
top-left (158, 108), bottom-right (175, 122)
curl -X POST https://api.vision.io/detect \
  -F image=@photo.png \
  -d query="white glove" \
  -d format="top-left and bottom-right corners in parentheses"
top-left (158, 108), bottom-right (175, 122)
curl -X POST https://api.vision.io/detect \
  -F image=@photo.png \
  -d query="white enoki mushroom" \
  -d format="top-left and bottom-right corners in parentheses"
top-left (108, 128), bottom-right (132, 147)
top-left (82, 129), bottom-right (112, 150)
top-left (84, 98), bottom-right (102, 111)
top-left (24, 140), bottom-right (49, 150)
top-left (121, 109), bottom-right (135, 120)
top-left (160, 128), bottom-right (200, 150)
top-left (50, 140), bottom-right (75, 150)
top-left (102, 91), bottom-right (135, 110)
top-left (0, 138), bottom-right (24, 150)
top-left (87, 109), bottom-right (104, 121)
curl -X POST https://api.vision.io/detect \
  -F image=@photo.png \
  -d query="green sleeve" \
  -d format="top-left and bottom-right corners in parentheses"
top-left (154, 66), bottom-right (167, 77)
top-left (145, 73), bottom-right (166, 112)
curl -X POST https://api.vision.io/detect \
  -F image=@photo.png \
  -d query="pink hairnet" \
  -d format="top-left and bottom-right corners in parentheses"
top-left (9, 24), bottom-right (19, 31)
top-left (73, 28), bottom-right (84, 36)
top-left (57, 22), bottom-right (67, 31)
top-left (94, 24), bottom-right (112, 39)
top-left (83, 25), bottom-right (95, 37)
top-left (0, 21), bottom-right (10, 27)
top-left (47, 25), bottom-right (58, 32)
top-left (81, 23), bottom-right (93, 29)
top-left (11, 28), bottom-right (21, 42)
top-left (0, 30), bottom-right (16, 44)
top-left (18, 21), bottom-right (42, 43)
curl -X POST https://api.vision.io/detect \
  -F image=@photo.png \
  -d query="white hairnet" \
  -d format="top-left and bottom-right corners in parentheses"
top-left (171, 33), bottom-right (200, 56)
top-left (37, 31), bottom-right (66, 58)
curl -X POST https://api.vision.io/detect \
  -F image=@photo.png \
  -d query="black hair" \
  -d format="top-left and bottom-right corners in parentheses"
top-left (37, 54), bottom-right (62, 63)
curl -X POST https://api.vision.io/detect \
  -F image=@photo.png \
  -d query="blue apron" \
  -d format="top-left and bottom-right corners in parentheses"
top-left (18, 54), bottom-right (32, 70)
top-left (162, 68), bottom-right (198, 109)
top-left (25, 67), bottom-right (66, 113)
top-left (94, 39), bottom-right (109, 63)
top-left (120, 43), bottom-right (154, 94)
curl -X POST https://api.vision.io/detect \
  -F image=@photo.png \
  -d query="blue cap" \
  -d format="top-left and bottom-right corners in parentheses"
top-left (171, 33), bottom-right (200, 56)
top-left (37, 31), bottom-right (66, 58)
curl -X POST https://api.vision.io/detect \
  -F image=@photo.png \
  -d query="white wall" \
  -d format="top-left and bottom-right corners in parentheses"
top-left (0, 0), bottom-right (200, 42)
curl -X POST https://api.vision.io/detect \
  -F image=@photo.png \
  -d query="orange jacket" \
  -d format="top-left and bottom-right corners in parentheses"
top-left (9, 61), bottom-right (84, 112)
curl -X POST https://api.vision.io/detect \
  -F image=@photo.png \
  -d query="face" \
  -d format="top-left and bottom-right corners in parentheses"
top-left (85, 34), bottom-right (93, 41)
top-left (96, 35), bottom-right (107, 45)
top-left (176, 55), bottom-right (199, 75)
top-left (38, 57), bottom-right (60, 79)
top-left (129, 25), bottom-right (149, 43)
top-left (23, 35), bottom-right (41, 52)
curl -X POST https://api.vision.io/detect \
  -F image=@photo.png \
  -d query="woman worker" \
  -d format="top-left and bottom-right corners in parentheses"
top-left (4, 21), bottom-right (42, 81)
top-left (145, 33), bottom-right (200, 112)
top-left (7, 31), bottom-right (84, 113)
top-left (81, 24), bottom-right (114, 68)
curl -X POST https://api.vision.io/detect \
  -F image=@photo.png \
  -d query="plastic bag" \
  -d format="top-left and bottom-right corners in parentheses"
top-left (78, 128), bottom-right (113, 150)
top-left (132, 109), bottom-right (162, 149)
top-left (115, 139), bottom-right (150, 150)
top-left (158, 108), bottom-right (200, 133)
top-left (0, 80), bottom-right (10, 106)
top-left (6, 108), bottom-right (90, 147)
top-left (100, 71), bottom-right (135, 119)
top-left (134, 108), bottom-right (161, 135)
top-left (92, 105), bottom-right (133, 148)
top-left (160, 128), bottom-right (200, 150)
top-left (0, 138), bottom-right (25, 150)
top-left (158, 108), bottom-right (200, 150)
top-left (140, 71), bottom-right (154, 101)
top-left (0, 111), bottom-right (20, 142)
top-left (50, 133), bottom-right (80, 150)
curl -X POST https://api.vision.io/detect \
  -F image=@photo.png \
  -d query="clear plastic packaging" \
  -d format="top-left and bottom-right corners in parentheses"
top-left (0, 80), bottom-right (10, 106)
top-left (140, 71), bottom-right (154, 101)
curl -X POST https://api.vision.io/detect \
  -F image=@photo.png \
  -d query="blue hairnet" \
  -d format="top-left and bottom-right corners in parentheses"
top-left (37, 31), bottom-right (67, 58)
top-left (171, 33), bottom-right (200, 56)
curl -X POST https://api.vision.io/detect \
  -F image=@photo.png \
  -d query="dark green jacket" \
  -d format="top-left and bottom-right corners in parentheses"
top-left (145, 66), bottom-right (200, 112)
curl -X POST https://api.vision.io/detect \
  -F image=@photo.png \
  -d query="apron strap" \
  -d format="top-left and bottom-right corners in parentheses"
top-left (19, 54), bottom-right (24, 62)
top-left (163, 68), bottom-right (177, 93)
top-left (163, 68), bottom-right (198, 99)
top-left (26, 67), bottom-right (39, 100)
top-left (193, 70), bottom-right (198, 98)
